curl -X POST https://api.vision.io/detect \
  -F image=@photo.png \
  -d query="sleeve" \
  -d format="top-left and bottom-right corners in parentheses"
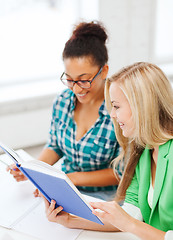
top-left (45, 96), bottom-right (64, 158)
top-left (122, 203), bottom-right (173, 239)
top-left (165, 231), bottom-right (173, 240)
top-left (121, 202), bottom-right (143, 221)
top-left (124, 170), bottom-right (140, 208)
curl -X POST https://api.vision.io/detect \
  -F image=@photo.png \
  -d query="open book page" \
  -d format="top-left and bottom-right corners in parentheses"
top-left (0, 142), bottom-right (25, 164)
top-left (13, 194), bottom-right (104, 240)
top-left (13, 200), bottom-right (82, 240)
top-left (0, 151), bottom-right (41, 228)
top-left (21, 159), bottom-right (66, 178)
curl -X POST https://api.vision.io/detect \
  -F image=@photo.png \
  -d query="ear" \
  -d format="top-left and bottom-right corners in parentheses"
top-left (101, 64), bottom-right (109, 79)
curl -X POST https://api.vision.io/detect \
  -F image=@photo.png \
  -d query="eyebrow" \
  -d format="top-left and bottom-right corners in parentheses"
top-left (65, 72), bottom-right (91, 78)
top-left (111, 100), bottom-right (119, 104)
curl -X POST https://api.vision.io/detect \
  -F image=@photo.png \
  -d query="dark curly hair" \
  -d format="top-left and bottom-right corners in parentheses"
top-left (62, 21), bottom-right (108, 67)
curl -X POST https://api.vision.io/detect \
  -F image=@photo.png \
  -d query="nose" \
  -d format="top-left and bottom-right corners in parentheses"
top-left (72, 82), bottom-right (83, 94)
top-left (110, 108), bottom-right (117, 119)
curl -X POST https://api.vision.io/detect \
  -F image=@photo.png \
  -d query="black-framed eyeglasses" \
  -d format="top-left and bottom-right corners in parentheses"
top-left (60, 67), bottom-right (103, 89)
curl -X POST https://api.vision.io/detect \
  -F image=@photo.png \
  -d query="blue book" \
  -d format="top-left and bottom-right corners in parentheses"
top-left (0, 142), bottom-right (103, 225)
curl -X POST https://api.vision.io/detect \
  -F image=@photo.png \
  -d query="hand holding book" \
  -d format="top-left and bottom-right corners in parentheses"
top-left (41, 194), bottom-right (70, 226)
top-left (7, 163), bottom-right (28, 181)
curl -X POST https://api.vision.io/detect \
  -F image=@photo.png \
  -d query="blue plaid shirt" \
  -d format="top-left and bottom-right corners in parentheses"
top-left (46, 89), bottom-right (123, 192)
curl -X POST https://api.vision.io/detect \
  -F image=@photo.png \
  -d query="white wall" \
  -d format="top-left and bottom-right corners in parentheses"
top-left (0, 108), bottom-right (51, 149)
top-left (0, 0), bottom-right (157, 149)
top-left (99, 0), bottom-right (156, 76)
top-left (0, 86), bottom-right (57, 149)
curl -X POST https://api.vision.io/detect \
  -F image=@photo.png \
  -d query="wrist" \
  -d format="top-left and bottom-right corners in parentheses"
top-left (123, 216), bottom-right (137, 233)
top-left (66, 215), bottom-right (81, 229)
top-left (124, 218), bottom-right (166, 240)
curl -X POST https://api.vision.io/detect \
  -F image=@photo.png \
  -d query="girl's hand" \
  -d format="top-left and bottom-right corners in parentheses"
top-left (91, 201), bottom-right (167, 240)
top-left (42, 195), bottom-right (71, 227)
top-left (90, 201), bottom-right (133, 232)
top-left (6, 164), bottom-right (28, 182)
top-left (33, 188), bottom-right (41, 197)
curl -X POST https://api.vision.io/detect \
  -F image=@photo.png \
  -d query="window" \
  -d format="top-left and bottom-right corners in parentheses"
top-left (154, 0), bottom-right (173, 78)
top-left (154, 0), bottom-right (173, 62)
top-left (0, 0), bottom-right (99, 105)
top-left (0, 0), bottom-right (80, 86)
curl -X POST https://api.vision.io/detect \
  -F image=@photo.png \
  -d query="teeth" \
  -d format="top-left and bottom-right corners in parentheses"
top-left (77, 93), bottom-right (86, 97)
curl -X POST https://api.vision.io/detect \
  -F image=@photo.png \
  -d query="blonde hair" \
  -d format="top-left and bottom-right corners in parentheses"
top-left (105, 62), bottom-right (173, 201)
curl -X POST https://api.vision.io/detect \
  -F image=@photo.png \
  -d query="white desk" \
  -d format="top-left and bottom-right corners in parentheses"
top-left (0, 226), bottom-right (140, 240)
top-left (0, 150), bottom-right (140, 240)
top-left (78, 231), bottom-right (140, 240)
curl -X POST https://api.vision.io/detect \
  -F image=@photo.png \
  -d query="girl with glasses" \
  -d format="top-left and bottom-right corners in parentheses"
top-left (8, 21), bottom-right (122, 201)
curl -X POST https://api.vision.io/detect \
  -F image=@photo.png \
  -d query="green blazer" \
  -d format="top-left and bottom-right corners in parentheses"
top-left (125, 139), bottom-right (173, 231)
